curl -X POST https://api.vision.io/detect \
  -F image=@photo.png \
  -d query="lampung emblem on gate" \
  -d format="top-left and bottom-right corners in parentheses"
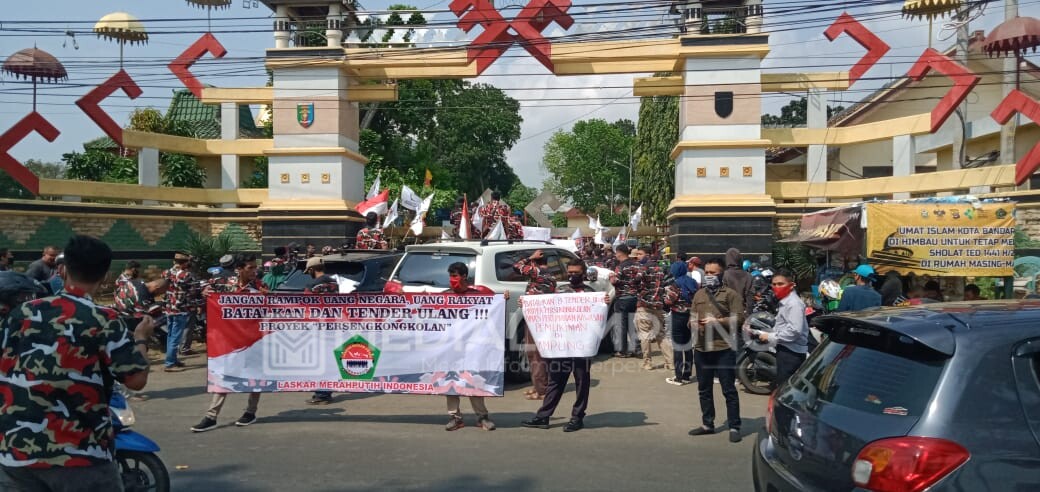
top-left (450, 0), bottom-right (574, 75)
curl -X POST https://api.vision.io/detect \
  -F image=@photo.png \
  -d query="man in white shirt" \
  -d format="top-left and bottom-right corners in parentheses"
top-left (748, 269), bottom-right (808, 390)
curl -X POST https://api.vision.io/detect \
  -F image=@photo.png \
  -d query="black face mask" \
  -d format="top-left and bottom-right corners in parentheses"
top-left (569, 274), bottom-right (584, 285)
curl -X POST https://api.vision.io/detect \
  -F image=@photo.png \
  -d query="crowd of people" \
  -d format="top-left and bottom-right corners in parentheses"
top-left (2, 213), bottom-right (1006, 487)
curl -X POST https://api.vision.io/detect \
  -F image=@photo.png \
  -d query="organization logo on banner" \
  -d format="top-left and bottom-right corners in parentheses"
top-left (297, 102), bottom-right (315, 128)
top-left (263, 330), bottom-right (326, 376)
top-left (334, 335), bottom-right (381, 380)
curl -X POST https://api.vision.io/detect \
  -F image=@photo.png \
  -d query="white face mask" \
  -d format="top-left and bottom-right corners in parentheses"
top-left (703, 275), bottom-right (720, 289)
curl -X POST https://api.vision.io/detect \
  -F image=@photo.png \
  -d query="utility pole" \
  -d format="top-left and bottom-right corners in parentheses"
top-left (952, 5), bottom-right (971, 169)
top-left (1000, 0), bottom-right (1019, 166)
top-left (628, 149), bottom-right (633, 218)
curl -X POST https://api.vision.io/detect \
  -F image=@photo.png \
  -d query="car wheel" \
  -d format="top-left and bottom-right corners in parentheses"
top-left (505, 322), bottom-right (531, 383)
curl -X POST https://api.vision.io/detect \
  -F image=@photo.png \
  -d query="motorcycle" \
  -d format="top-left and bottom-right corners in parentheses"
top-left (737, 311), bottom-right (777, 395)
top-left (111, 384), bottom-right (171, 492)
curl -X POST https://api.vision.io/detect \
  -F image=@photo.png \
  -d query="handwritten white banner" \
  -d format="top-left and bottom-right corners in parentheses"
top-left (521, 293), bottom-right (609, 358)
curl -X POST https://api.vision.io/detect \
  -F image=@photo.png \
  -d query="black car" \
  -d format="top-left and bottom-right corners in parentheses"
top-left (753, 301), bottom-right (1040, 492)
top-left (274, 252), bottom-right (403, 293)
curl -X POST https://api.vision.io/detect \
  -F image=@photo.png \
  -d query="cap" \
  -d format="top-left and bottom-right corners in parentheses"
top-left (852, 264), bottom-right (876, 278)
top-left (306, 257), bottom-right (323, 270)
top-left (219, 254), bottom-right (234, 267)
top-left (688, 256), bottom-right (702, 266)
top-left (174, 252), bottom-right (191, 261)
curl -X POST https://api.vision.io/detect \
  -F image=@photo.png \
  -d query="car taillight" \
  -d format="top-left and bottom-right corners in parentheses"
top-left (765, 391), bottom-right (776, 435)
top-left (384, 280), bottom-right (403, 293)
top-left (852, 437), bottom-right (969, 492)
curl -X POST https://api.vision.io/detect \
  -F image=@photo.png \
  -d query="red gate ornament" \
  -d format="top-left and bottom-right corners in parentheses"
top-left (991, 89), bottom-right (1040, 185)
top-left (450, 0), bottom-right (573, 75)
top-left (0, 112), bottom-right (60, 195)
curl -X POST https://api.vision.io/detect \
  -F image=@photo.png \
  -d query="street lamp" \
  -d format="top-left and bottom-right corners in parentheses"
top-left (607, 150), bottom-right (634, 218)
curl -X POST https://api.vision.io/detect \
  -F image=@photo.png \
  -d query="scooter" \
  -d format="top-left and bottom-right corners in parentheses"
top-left (111, 384), bottom-right (171, 492)
top-left (737, 311), bottom-right (777, 395)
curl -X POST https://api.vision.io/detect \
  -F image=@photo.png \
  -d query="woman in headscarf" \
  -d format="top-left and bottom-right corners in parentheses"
top-left (664, 261), bottom-right (698, 386)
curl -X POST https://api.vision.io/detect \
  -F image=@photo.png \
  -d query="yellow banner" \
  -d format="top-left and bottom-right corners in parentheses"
top-left (865, 202), bottom-right (1015, 276)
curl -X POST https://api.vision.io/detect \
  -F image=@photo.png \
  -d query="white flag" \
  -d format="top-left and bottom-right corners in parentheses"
top-left (367, 173), bottom-right (381, 200)
top-left (472, 199), bottom-right (484, 233)
top-left (613, 227), bottom-right (628, 248)
top-left (587, 215), bottom-right (600, 232)
top-left (629, 205), bottom-right (643, 231)
top-left (441, 230), bottom-right (451, 240)
top-left (401, 185), bottom-right (422, 211)
top-left (410, 212), bottom-right (425, 236)
top-left (487, 220), bottom-right (506, 240)
top-left (594, 228), bottom-right (605, 245)
top-left (570, 228), bottom-right (581, 240)
top-left (418, 193), bottom-right (435, 214)
top-left (382, 199), bottom-right (399, 228)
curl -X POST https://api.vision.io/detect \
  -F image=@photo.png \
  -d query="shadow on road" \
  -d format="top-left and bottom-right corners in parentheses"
top-left (138, 385), bottom-right (209, 401)
top-left (583, 411), bottom-right (655, 429)
top-left (321, 474), bottom-right (538, 491)
top-left (255, 409), bottom-right (656, 430)
top-left (172, 463), bottom-right (255, 491)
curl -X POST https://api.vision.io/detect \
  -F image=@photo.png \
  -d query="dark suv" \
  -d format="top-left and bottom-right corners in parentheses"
top-left (753, 301), bottom-right (1040, 492)
top-left (274, 251), bottom-right (403, 293)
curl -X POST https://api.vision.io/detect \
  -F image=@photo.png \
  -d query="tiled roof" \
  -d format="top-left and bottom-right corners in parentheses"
top-left (166, 89), bottom-right (264, 139)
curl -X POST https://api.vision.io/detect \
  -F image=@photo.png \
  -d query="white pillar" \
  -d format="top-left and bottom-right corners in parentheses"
top-left (138, 147), bottom-right (160, 206)
top-left (1000, 0), bottom-right (1019, 165)
top-left (326, 3), bottom-right (343, 47)
top-left (678, 2), bottom-right (704, 34)
top-left (220, 102), bottom-right (239, 208)
top-left (744, 0), bottom-right (763, 34)
top-left (806, 88), bottom-right (828, 202)
top-left (274, 4), bottom-right (290, 49)
top-left (892, 134), bottom-right (915, 200)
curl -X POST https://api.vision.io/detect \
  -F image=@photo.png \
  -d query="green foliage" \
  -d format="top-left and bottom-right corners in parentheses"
top-left (762, 97), bottom-right (846, 126)
top-left (632, 86), bottom-right (679, 226)
top-left (505, 184), bottom-right (538, 211)
top-left (552, 213), bottom-right (568, 228)
top-left (361, 79), bottom-right (523, 199)
top-left (0, 160), bottom-right (65, 199)
top-left (542, 118), bottom-right (634, 215)
top-left (63, 150), bottom-right (137, 184)
top-left (126, 108), bottom-right (206, 188)
top-left (1015, 230), bottom-right (1040, 250)
top-left (772, 242), bottom-right (817, 285)
top-left (180, 229), bottom-right (234, 276)
top-left (242, 114), bottom-right (272, 189)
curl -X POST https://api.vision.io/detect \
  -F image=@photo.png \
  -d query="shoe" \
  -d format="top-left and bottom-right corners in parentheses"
top-left (664, 364), bottom-right (674, 371)
top-left (191, 417), bottom-right (217, 432)
top-left (688, 426), bottom-right (715, 436)
top-left (624, 352), bottom-right (635, 358)
top-left (445, 415), bottom-right (465, 431)
top-left (729, 429), bottom-right (742, 443)
top-left (641, 361), bottom-right (654, 371)
top-left (173, 361), bottom-right (186, 368)
top-left (521, 416), bottom-right (550, 429)
top-left (613, 352), bottom-right (625, 358)
top-left (180, 349), bottom-right (194, 356)
top-left (665, 377), bottom-right (685, 386)
top-left (563, 419), bottom-right (584, 432)
top-left (306, 395), bottom-right (332, 405)
top-left (714, 377), bottom-right (720, 384)
top-left (477, 416), bottom-right (497, 431)
top-left (235, 412), bottom-right (257, 426)
top-left (162, 366), bottom-right (184, 373)
top-left (681, 378), bottom-right (694, 385)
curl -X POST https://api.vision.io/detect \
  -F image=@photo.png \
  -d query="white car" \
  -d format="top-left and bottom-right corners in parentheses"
top-left (384, 240), bottom-right (614, 381)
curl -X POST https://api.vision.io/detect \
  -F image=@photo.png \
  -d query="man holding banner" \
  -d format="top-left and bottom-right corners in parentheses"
top-left (521, 260), bottom-right (607, 433)
top-left (444, 262), bottom-right (499, 431)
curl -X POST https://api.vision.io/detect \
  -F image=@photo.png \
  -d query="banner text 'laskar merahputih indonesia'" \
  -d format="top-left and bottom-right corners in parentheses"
top-left (207, 293), bottom-right (506, 396)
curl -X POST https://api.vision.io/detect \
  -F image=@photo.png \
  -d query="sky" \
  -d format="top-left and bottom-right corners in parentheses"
top-left (1, 0), bottom-right (1037, 188)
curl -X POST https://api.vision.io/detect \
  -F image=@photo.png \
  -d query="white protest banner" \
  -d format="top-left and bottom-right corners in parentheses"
top-left (520, 293), bottom-right (609, 358)
top-left (207, 293), bottom-right (506, 396)
top-left (522, 226), bottom-right (551, 241)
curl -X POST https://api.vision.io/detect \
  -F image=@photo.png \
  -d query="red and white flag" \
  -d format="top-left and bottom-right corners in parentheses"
top-left (459, 195), bottom-right (471, 240)
top-left (357, 189), bottom-right (389, 216)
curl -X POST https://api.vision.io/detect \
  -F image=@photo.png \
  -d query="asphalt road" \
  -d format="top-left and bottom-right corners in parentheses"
top-left (132, 351), bottom-right (765, 491)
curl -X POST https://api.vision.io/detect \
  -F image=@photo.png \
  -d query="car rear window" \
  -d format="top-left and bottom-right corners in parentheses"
top-left (395, 252), bottom-right (475, 288)
top-left (495, 249), bottom-right (571, 282)
top-left (793, 341), bottom-right (946, 417)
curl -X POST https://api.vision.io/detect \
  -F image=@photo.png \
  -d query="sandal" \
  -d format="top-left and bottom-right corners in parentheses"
top-left (524, 393), bottom-right (545, 400)
top-left (523, 389), bottom-right (537, 396)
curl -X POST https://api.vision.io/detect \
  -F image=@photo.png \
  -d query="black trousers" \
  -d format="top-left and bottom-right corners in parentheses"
top-left (671, 311), bottom-right (693, 381)
top-left (774, 345), bottom-right (807, 389)
top-left (694, 349), bottom-right (741, 430)
top-left (536, 357), bottom-right (591, 420)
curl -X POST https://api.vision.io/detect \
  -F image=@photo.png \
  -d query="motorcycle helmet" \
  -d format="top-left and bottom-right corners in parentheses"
top-left (207, 266), bottom-right (223, 277)
top-left (742, 259), bottom-right (752, 271)
top-left (0, 271), bottom-right (45, 315)
top-left (819, 279), bottom-right (843, 300)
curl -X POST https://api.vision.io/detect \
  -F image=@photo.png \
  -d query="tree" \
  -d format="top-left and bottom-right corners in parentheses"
top-left (505, 184), bottom-right (538, 212)
top-left (762, 97), bottom-right (846, 127)
top-left (127, 108), bottom-right (207, 188)
top-left (542, 118), bottom-right (634, 215)
top-left (63, 149), bottom-right (137, 184)
top-left (0, 160), bottom-right (65, 199)
top-left (632, 89), bottom-right (680, 226)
